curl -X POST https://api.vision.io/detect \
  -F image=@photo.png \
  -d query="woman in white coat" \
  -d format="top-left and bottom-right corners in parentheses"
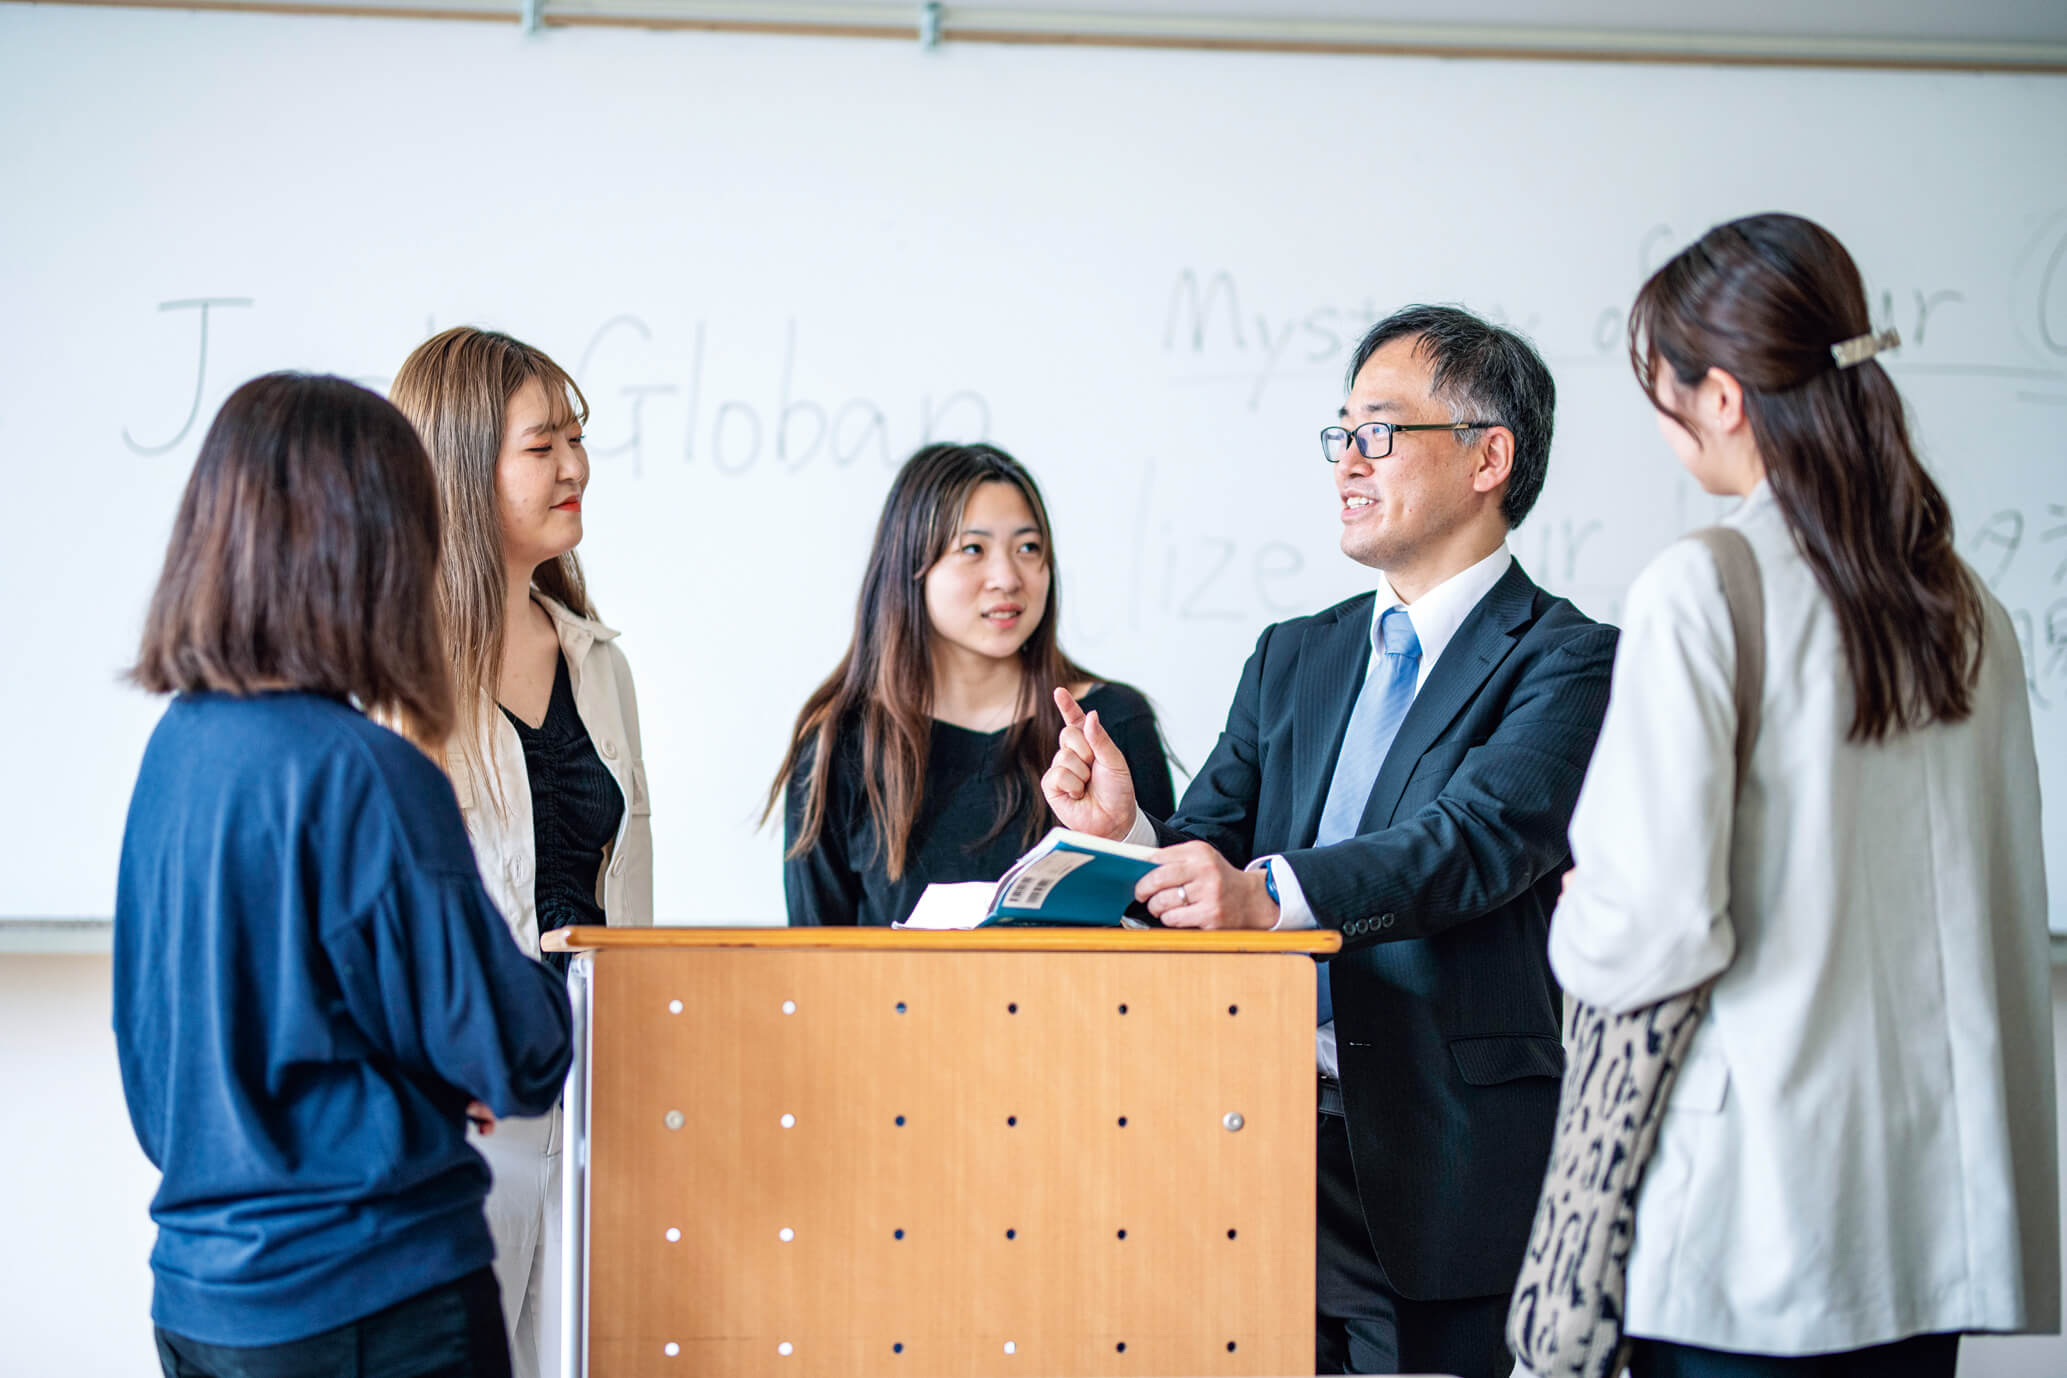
top-left (1550, 214), bottom-right (2056, 1378)
top-left (392, 327), bottom-right (653, 1378)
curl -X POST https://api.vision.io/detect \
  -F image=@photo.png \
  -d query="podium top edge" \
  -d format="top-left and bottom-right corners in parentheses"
top-left (540, 925), bottom-right (1342, 955)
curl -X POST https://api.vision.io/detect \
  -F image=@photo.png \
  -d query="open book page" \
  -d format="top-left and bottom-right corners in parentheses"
top-left (897, 881), bottom-right (997, 930)
top-left (998, 828), bottom-right (1159, 885)
top-left (894, 830), bottom-right (1165, 930)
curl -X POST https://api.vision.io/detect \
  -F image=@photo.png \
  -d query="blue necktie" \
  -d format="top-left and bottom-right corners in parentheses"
top-left (1314, 606), bottom-right (1421, 1026)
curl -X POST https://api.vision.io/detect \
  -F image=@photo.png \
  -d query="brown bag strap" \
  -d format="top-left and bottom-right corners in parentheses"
top-left (1685, 527), bottom-right (1764, 792)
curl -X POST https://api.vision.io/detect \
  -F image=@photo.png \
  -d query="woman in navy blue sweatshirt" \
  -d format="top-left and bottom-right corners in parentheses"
top-left (114, 373), bottom-right (573, 1378)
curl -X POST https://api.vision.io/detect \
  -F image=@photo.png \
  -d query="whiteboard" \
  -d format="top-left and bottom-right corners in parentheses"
top-left (2, 6), bottom-right (2062, 929)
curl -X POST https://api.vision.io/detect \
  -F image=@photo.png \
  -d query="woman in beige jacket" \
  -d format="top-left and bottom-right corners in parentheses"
top-left (392, 327), bottom-right (653, 1378)
top-left (1549, 214), bottom-right (2055, 1378)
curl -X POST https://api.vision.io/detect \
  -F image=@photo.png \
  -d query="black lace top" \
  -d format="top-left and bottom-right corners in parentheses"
top-left (500, 652), bottom-right (624, 970)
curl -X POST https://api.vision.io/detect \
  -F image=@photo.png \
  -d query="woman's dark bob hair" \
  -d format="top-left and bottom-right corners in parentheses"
top-left (131, 372), bottom-right (454, 746)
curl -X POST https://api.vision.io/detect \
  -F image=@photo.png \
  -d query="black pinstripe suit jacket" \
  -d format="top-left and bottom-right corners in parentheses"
top-left (1152, 559), bottom-right (1618, 1300)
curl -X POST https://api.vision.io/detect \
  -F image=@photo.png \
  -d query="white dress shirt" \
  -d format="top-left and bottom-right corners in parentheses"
top-left (1550, 483), bottom-right (2057, 1352)
top-left (1126, 542), bottom-right (1513, 1078)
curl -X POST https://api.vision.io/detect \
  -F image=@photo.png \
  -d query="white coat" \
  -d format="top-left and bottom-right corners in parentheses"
top-left (450, 591), bottom-right (653, 1378)
top-left (1549, 482), bottom-right (2058, 1355)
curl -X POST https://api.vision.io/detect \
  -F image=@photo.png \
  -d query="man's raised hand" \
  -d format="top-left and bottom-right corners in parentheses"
top-left (1042, 687), bottom-right (1138, 841)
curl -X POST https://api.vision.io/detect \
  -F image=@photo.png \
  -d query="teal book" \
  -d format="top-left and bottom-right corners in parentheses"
top-left (898, 828), bottom-right (1163, 929)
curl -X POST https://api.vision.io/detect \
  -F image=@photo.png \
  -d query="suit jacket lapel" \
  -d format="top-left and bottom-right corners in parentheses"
top-left (1358, 562), bottom-right (1538, 834)
top-left (1290, 595), bottom-right (1376, 850)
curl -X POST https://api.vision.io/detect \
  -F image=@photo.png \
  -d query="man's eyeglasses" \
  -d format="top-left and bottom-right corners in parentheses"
top-left (1320, 420), bottom-right (1502, 464)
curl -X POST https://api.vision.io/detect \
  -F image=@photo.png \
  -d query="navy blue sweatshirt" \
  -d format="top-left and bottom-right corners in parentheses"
top-left (113, 691), bottom-right (573, 1346)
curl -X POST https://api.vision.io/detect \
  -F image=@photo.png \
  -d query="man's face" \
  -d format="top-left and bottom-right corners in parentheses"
top-left (1332, 335), bottom-right (1486, 573)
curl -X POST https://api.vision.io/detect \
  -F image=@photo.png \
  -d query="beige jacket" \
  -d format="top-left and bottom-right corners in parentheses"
top-left (449, 593), bottom-right (654, 957)
top-left (1550, 483), bottom-right (2057, 1352)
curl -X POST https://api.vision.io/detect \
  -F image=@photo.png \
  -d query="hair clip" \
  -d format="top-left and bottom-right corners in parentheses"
top-left (1831, 327), bottom-right (1900, 369)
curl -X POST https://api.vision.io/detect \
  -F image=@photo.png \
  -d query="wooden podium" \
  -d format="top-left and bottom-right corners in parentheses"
top-left (543, 925), bottom-right (1341, 1377)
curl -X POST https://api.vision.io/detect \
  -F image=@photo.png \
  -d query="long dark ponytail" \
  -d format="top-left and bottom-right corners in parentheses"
top-left (1630, 213), bottom-right (1984, 741)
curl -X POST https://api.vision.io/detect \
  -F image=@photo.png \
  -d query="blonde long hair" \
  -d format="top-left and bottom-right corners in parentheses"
top-left (390, 327), bottom-right (596, 809)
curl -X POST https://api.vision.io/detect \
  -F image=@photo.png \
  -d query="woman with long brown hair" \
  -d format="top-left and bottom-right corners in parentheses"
top-left (115, 374), bottom-right (571, 1377)
top-left (1547, 214), bottom-right (2055, 1377)
top-left (770, 442), bottom-right (1174, 926)
top-left (391, 327), bottom-right (652, 1378)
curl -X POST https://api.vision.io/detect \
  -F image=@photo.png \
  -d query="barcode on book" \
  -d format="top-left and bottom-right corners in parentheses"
top-left (1000, 849), bottom-right (1096, 910)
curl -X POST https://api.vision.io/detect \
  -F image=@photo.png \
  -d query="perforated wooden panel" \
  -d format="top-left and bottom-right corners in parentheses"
top-left (583, 946), bottom-right (1315, 1376)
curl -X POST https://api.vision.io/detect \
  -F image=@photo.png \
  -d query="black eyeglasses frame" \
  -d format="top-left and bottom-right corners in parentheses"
top-left (1319, 419), bottom-right (1503, 464)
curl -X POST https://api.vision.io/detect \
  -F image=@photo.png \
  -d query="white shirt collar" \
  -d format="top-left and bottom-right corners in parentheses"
top-left (1372, 542), bottom-right (1514, 683)
top-left (1732, 479), bottom-right (1775, 520)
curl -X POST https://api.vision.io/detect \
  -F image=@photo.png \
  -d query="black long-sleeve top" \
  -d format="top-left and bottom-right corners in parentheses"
top-left (783, 682), bottom-right (1176, 927)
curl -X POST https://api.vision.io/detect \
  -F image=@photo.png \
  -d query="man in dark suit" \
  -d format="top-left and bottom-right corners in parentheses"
top-left (1045, 305), bottom-right (1616, 1378)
